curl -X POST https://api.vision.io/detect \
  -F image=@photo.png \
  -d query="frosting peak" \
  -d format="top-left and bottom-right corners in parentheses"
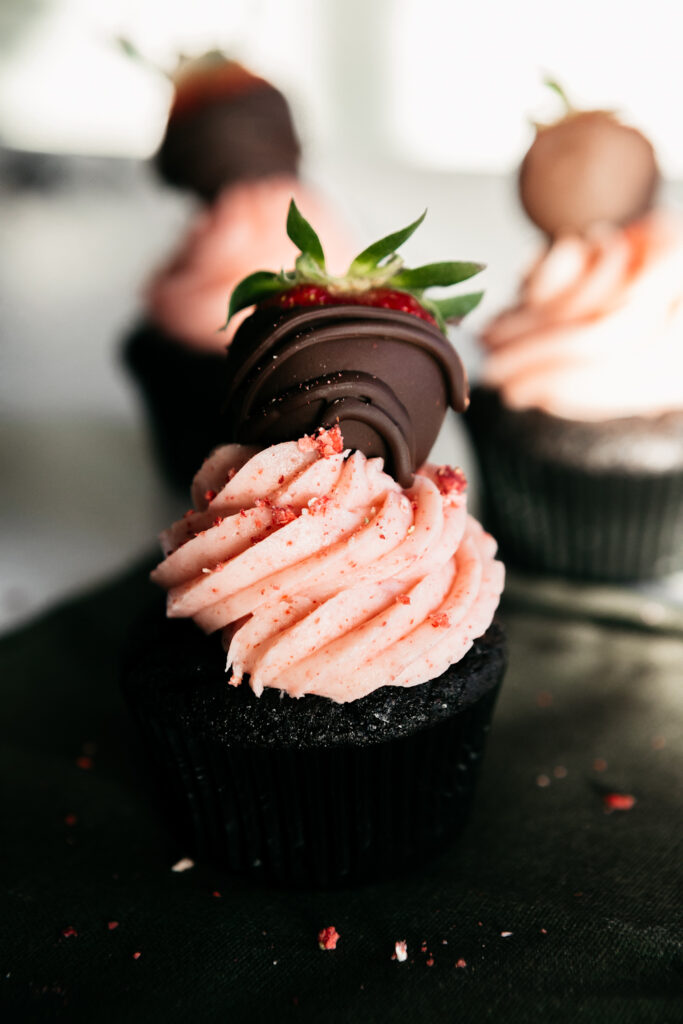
top-left (152, 437), bottom-right (503, 703)
top-left (482, 210), bottom-right (683, 420)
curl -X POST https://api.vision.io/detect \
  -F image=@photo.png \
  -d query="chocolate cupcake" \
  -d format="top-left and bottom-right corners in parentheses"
top-left (467, 88), bottom-right (683, 582)
top-left (123, 206), bottom-right (506, 886)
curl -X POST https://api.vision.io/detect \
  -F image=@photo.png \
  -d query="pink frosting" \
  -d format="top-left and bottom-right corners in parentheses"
top-left (481, 210), bottom-right (683, 420)
top-left (151, 434), bottom-right (504, 704)
top-left (146, 176), bottom-right (356, 353)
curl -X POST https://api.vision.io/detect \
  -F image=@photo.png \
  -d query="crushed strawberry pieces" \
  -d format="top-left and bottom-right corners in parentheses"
top-left (298, 425), bottom-right (344, 458)
top-left (393, 940), bottom-right (408, 962)
top-left (204, 489), bottom-right (217, 502)
top-left (317, 926), bottom-right (340, 950)
top-left (397, 594), bottom-right (411, 605)
top-left (603, 792), bottom-right (637, 812)
top-left (272, 505), bottom-right (298, 526)
top-left (435, 465), bottom-right (467, 496)
top-left (430, 612), bottom-right (451, 628)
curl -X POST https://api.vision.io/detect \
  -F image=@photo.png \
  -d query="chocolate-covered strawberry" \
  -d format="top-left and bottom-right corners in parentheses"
top-left (155, 51), bottom-right (300, 201)
top-left (520, 79), bottom-right (658, 237)
top-left (221, 202), bottom-right (484, 486)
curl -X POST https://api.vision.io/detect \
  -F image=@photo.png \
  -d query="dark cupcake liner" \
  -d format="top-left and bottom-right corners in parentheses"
top-left (466, 387), bottom-right (683, 582)
top-left (122, 321), bottom-right (228, 493)
top-left (123, 617), bottom-right (506, 887)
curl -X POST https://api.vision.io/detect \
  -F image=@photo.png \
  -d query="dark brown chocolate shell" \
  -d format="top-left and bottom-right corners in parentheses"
top-left (155, 83), bottom-right (300, 201)
top-left (519, 111), bottom-right (658, 237)
top-left (221, 305), bottom-right (468, 487)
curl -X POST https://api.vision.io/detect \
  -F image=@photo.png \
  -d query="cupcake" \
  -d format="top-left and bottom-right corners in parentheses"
top-left (123, 205), bottom-right (506, 887)
top-left (124, 179), bottom-right (355, 492)
top-left (467, 88), bottom-right (683, 582)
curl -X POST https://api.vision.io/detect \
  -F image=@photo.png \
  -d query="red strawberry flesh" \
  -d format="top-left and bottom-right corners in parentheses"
top-left (266, 284), bottom-right (437, 325)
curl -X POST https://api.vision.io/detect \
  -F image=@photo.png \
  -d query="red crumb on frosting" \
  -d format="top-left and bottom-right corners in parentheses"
top-left (430, 612), bottom-right (450, 628)
top-left (397, 594), bottom-right (411, 605)
top-left (204, 489), bottom-right (217, 502)
top-left (272, 505), bottom-right (298, 526)
top-left (108, 921), bottom-right (119, 931)
top-left (435, 465), bottom-right (467, 495)
top-left (318, 926), bottom-right (340, 950)
top-left (455, 958), bottom-right (467, 968)
top-left (299, 425), bottom-right (344, 458)
top-left (603, 792), bottom-right (636, 811)
top-left (61, 926), bottom-right (78, 939)
top-left (308, 494), bottom-right (331, 515)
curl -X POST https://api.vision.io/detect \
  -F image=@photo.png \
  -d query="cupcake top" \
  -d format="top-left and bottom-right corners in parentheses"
top-left (152, 432), bottom-right (504, 703)
top-left (154, 53), bottom-right (300, 200)
top-left (145, 177), bottom-right (356, 353)
top-left (481, 210), bottom-right (683, 421)
top-left (150, 204), bottom-right (503, 703)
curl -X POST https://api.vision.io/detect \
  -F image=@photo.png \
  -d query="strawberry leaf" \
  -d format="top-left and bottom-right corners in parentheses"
top-left (392, 261), bottom-right (484, 290)
top-left (223, 271), bottom-right (287, 325)
top-left (431, 291), bottom-right (484, 322)
top-left (349, 210), bottom-right (427, 274)
top-left (287, 199), bottom-right (325, 268)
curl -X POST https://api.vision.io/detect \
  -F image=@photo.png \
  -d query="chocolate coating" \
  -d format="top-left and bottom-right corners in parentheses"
top-left (221, 305), bottom-right (468, 487)
top-left (519, 112), bottom-right (658, 237)
top-left (155, 84), bottom-right (301, 201)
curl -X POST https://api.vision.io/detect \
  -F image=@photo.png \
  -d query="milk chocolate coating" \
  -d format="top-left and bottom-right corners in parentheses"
top-left (221, 305), bottom-right (468, 487)
top-left (155, 85), bottom-right (301, 202)
top-left (519, 112), bottom-right (658, 237)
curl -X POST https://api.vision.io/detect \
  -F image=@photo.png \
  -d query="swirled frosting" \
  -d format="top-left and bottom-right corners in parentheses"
top-left (151, 433), bottom-right (504, 704)
top-left (146, 177), bottom-right (355, 353)
top-left (481, 210), bottom-right (683, 420)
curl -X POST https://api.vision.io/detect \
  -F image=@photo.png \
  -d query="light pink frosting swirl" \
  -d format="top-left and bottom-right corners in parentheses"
top-left (482, 210), bottom-right (683, 420)
top-left (146, 176), bottom-right (356, 353)
top-left (151, 435), bottom-right (504, 703)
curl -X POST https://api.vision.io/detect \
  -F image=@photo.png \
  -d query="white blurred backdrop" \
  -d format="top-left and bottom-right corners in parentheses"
top-left (1, 0), bottom-right (683, 175)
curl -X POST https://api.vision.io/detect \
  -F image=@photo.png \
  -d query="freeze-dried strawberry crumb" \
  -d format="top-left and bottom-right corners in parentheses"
top-left (603, 792), bottom-right (636, 811)
top-left (397, 594), bottom-right (411, 605)
top-left (226, 467), bottom-right (236, 482)
top-left (212, 517), bottom-right (223, 528)
top-left (133, 952), bottom-right (141, 960)
top-left (318, 926), bottom-right (340, 950)
top-left (430, 612), bottom-right (450, 628)
top-left (308, 495), bottom-right (331, 515)
top-left (455, 958), bottom-right (467, 968)
top-left (278, 475), bottom-right (285, 484)
top-left (272, 505), bottom-right (298, 526)
top-left (436, 465), bottom-right (467, 495)
top-left (255, 497), bottom-right (272, 508)
top-left (393, 940), bottom-right (408, 962)
top-left (240, 509), bottom-right (248, 517)
top-left (204, 489), bottom-right (217, 502)
top-left (426, 957), bottom-right (435, 967)
top-left (299, 425), bottom-right (344, 458)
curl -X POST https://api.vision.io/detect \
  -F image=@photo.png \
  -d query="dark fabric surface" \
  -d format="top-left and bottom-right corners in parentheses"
top-left (2, 558), bottom-right (682, 1023)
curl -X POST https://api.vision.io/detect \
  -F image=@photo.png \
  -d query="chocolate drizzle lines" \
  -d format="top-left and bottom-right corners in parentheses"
top-left (223, 305), bottom-right (468, 487)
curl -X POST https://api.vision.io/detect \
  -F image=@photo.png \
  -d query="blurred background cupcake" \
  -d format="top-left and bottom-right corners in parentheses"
top-left (466, 84), bottom-right (683, 582)
top-left (121, 48), bottom-right (356, 491)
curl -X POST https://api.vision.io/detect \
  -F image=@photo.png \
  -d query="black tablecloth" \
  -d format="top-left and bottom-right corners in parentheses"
top-left (2, 559), bottom-right (681, 1023)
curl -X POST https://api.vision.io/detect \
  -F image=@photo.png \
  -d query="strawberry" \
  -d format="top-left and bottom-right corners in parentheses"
top-left (224, 202), bottom-right (485, 335)
top-left (520, 78), bottom-right (658, 237)
top-left (266, 283), bottom-right (438, 325)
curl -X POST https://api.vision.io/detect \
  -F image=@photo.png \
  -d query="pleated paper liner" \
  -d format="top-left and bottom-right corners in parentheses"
top-left (466, 387), bottom-right (683, 582)
top-left (123, 617), bottom-right (506, 888)
top-left (122, 321), bottom-right (226, 493)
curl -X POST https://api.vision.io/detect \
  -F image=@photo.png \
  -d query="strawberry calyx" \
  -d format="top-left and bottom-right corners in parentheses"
top-left (223, 201), bottom-right (485, 335)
